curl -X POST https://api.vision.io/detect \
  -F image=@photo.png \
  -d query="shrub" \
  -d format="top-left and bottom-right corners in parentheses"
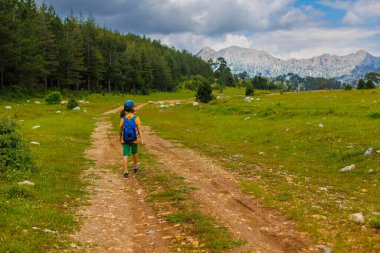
top-left (45, 91), bottom-right (62, 105)
top-left (0, 118), bottom-right (34, 175)
top-left (368, 112), bottom-right (380, 119)
top-left (343, 84), bottom-right (352, 90)
top-left (357, 79), bottom-right (366, 89)
top-left (196, 80), bottom-right (213, 103)
top-left (67, 98), bottom-right (79, 110)
top-left (245, 83), bottom-right (254, 96)
top-left (370, 217), bottom-right (380, 229)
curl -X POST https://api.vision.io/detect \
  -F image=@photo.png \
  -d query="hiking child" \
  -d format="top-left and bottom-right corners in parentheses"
top-left (120, 100), bottom-right (144, 178)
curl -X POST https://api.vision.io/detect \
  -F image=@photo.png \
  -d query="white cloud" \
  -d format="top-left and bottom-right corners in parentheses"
top-left (320, 0), bottom-right (380, 25)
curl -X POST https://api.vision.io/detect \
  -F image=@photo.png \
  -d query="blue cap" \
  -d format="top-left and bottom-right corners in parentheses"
top-left (124, 100), bottom-right (135, 107)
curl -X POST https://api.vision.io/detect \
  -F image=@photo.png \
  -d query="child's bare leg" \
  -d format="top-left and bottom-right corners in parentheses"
top-left (133, 154), bottom-right (138, 173)
top-left (123, 155), bottom-right (129, 174)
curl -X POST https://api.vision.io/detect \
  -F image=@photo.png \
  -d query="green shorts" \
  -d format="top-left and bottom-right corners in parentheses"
top-left (123, 143), bottom-right (138, 156)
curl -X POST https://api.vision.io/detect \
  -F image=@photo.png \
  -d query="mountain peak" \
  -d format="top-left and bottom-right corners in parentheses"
top-left (196, 45), bottom-right (380, 83)
top-left (196, 47), bottom-right (215, 55)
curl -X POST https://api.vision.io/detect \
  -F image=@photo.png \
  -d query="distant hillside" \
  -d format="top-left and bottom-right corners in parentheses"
top-left (197, 46), bottom-right (380, 83)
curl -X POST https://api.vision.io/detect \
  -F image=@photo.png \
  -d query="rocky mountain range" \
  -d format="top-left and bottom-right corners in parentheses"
top-left (197, 46), bottom-right (380, 83)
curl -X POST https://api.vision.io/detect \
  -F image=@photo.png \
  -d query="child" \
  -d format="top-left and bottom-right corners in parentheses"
top-left (120, 100), bottom-right (144, 178)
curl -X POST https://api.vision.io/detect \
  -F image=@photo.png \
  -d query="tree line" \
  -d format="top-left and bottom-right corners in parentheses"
top-left (0, 0), bottom-right (213, 95)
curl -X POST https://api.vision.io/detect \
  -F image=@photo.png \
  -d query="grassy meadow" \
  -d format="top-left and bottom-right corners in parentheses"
top-left (0, 90), bottom-right (194, 252)
top-left (1, 88), bottom-right (380, 252)
top-left (139, 88), bottom-right (380, 252)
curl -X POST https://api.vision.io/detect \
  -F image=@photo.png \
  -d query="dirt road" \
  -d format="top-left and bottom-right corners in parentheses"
top-left (75, 105), bottom-right (319, 252)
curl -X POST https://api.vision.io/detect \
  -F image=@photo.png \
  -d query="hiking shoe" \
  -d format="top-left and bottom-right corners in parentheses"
top-left (123, 173), bottom-right (129, 178)
top-left (134, 167), bottom-right (139, 174)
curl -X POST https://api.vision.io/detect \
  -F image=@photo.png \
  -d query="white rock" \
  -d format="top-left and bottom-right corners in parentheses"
top-left (32, 125), bottom-right (40, 129)
top-left (319, 187), bottom-right (328, 191)
top-left (146, 230), bottom-right (155, 235)
top-left (340, 164), bottom-right (355, 172)
top-left (32, 227), bottom-right (40, 230)
top-left (256, 98), bottom-right (261, 101)
top-left (60, 100), bottom-right (67, 105)
top-left (73, 106), bottom-right (81, 110)
top-left (55, 111), bottom-right (61, 114)
top-left (244, 97), bottom-right (254, 102)
top-left (243, 117), bottom-right (250, 121)
top-left (318, 123), bottom-right (324, 128)
top-left (43, 229), bottom-right (57, 234)
top-left (34, 101), bottom-right (41, 104)
top-left (30, 142), bottom-right (40, 145)
top-left (175, 102), bottom-right (182, 105)
top-left (259, 152), bottom-right (265, 156)
top-left (368, 169), bottom-right (374, 173)
top-left (315, 245), bottom-right (332, 253)
top-left (18, 180), bottom-right (35, 186)
top-left (350, 213), bottom-right (365, 223)
top-left (5, 106), bottom-right (12, 110)
top-left (148, 101), bottom-right (154, 104)
top-left (364, 148), bottom-right (373, 156)
top-left (193, 102), bottom-right (199, 106)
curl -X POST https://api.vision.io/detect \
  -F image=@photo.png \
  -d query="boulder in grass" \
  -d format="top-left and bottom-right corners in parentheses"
top-left (244, 97), bottom-right (254, 102)
top-left (18, 180), bottom-right (35, 186)
top-left (5, 106), bottom-right (12, 110)
top-left (148, 101), bottom-right (154, 104)
top-left (60, 100), bottom-right (68, 105)
top-left (55, 111), bottom-right (61, 114)
top-left (32, 125), bottom-right (40, 129)
top-left (34, 101), bottom-right (41, 104)
top-left (350, 213), bottom-right (365, 223)
top-left (364, 148), bottom-right (373, 156)
top-left (193, 102), bottom-right (199, 106)
top-left (73, 106), bottom-right (81, 110)
top-left (318, 123), bottom-right (324, 128)
top-left (340, 164), bottom-right (355, 172)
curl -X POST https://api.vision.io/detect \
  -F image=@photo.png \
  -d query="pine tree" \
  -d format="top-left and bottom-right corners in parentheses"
top-left (63, 13), bottom-right (84, 90)
top-left (38, 3), bottom-right (59, 90)
top-left (83, 16), bottom-right (104, 91)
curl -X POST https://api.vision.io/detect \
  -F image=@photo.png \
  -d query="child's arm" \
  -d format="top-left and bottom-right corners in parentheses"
top-left (137, 124), bottom-right (144, 144)
top-left (119, 118), bottom-right (124, 143)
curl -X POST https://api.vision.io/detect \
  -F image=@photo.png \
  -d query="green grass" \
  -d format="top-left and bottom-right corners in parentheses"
top-left (0, 90), bottom-right (197, 252)
top-left (139, 88), bottom-right (380, 252)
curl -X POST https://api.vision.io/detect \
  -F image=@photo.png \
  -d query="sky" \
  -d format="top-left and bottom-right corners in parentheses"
top-left (35, 0), bottom-right (380, 59)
